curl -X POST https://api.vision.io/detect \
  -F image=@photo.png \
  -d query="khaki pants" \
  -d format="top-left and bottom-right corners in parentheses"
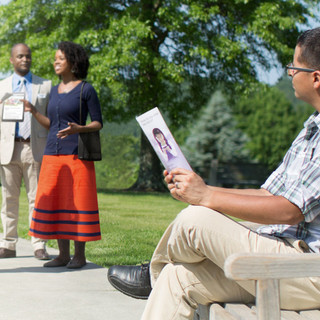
top-left (0, 142), bottom-right (46, 251)
top-left (142, 205), bottom-right (320, 320)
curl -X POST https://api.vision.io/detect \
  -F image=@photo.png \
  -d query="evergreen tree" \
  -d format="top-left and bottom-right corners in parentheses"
top-left (182, 91), bottom-right (250, 177)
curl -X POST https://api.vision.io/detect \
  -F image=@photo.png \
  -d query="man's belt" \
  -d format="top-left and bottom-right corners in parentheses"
top-left (15, 137), bottom-right (30, 143)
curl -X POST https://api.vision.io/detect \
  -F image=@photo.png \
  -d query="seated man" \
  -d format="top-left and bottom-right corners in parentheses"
top-left (108, 27), bottom-right (320, 320)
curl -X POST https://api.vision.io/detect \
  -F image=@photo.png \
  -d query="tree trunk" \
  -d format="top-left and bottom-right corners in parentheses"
top-left (130, 131), bottom-right (167, 192)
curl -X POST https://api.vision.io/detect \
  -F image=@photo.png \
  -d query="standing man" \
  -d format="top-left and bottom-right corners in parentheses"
top-left (0, 43), bottom-right (51, 259)
top-left (108, 27), bottom-right (320, 319)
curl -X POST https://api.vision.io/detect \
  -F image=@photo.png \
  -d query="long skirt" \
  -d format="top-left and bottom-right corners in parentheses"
top-left (29, 155), bottom-right (101, 242)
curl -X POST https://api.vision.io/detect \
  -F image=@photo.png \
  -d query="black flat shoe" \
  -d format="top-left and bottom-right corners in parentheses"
top-left (107, 263), bottom-right (152, 300)
top-left (66, 258), bottom-right (87, 269)
top-left (43, 257), bottom-right (70, 267)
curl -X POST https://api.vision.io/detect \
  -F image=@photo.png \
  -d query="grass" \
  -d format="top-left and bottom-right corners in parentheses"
top-left (0, 187), bottom-right (188, 268)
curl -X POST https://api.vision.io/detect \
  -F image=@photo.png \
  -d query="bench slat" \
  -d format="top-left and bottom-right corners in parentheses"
top-left (209, 303), bottom-right (238, 320)
top-left (299, 310), bottom-right (320, 319)
top-left (280, 310), bottom-right (304, 319)
top-left (225, 303), bottom-right (256, 320)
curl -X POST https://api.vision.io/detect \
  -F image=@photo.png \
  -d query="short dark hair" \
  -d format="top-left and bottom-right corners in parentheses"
top-left (11, 43), bottom-right (31, 57)
top-left (296, 27), bottom-right (320, 69)
top-left (58, 41), bottom-right (89, 79)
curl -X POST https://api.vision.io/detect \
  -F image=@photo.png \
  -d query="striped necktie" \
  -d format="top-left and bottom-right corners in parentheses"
top-left (18, 79), bottom-right (31, 139)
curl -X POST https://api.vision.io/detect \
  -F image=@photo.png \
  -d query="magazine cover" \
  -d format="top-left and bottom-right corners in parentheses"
top-left (136, 107), bottom-right (192, 172)
top-left (1, 92), bottom-right (25, 122)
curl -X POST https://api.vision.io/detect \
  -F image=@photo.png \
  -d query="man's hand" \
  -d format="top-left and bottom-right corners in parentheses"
top-left (164, 168), bottom-right (211, 205)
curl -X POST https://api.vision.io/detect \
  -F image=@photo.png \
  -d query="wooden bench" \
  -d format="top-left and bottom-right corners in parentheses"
top-left (193, 253), bottom-right (320, 320)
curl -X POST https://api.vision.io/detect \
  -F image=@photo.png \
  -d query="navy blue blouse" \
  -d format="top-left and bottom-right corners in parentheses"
top-left (44, 82), bottom-right (103, 155)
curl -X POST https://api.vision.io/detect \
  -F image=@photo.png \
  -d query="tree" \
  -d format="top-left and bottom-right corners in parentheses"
top-left (182, 91), bottom-right (250, 177)
top-left (95, 133), bottom-right (139, 190)
top-left (0, 0), bottom-right (318, 190)
top-left (234, 85), bottom-right (312, 169)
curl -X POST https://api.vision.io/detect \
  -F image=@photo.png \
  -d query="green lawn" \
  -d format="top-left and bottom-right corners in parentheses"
top-left (0, 187), bottom-right (188, 268)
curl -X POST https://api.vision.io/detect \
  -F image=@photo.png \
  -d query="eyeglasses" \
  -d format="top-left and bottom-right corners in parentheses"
top-left (286, 63), bottom-right (317, 77)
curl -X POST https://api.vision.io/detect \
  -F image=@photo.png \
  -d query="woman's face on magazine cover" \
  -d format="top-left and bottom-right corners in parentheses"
top-left (155, 133), bottom-right (166, 145)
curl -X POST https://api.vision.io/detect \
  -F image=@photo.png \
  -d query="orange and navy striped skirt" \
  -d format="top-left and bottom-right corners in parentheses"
top-left (29, 155), bottom-right (101, 242)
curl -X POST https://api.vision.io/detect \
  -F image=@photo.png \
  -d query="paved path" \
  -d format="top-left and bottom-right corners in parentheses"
top-left (0, 237), bottom-right (146, 320)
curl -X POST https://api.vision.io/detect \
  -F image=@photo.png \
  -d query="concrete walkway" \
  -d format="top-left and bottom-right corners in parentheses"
top-left (0, 237), bottom-right (147, 320)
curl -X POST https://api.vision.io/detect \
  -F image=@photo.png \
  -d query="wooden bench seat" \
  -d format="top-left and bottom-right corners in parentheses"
top-left (195, 303), bottom-right (320, 320)
top-left (193, 253), bottom-right (320, 320)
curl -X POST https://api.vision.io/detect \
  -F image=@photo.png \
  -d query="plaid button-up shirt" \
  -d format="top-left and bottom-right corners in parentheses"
top-left (258, 112), bottom-right (320, 252)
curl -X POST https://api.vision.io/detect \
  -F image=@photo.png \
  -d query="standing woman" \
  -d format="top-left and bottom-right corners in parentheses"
top-left (26, 41), bottom-right (102, 268)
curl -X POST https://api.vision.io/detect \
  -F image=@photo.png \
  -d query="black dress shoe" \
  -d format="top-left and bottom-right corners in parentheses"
top-left (0, 247), bottom-right (16, 258)
top-left (34, 249), bottom-right (50, 260)
top-left (107, 263), bottom-right (152, 299)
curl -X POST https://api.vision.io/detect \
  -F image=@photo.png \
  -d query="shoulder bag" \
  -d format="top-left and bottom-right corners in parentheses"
top-left (78, 81), bottom-right (102, 161)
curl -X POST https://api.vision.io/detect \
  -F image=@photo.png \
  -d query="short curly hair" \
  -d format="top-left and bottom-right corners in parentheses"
top-left (58, 41), bottom-right (89, 79)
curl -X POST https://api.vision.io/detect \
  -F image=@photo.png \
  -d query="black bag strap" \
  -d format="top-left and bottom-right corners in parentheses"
top-left (79, 81), bottom-right (86, 125)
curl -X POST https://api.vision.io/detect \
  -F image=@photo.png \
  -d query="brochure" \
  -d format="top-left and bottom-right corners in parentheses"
top-left (136, 107), bottom-right (192, 172)
top-left (1, 92), bottom-right (25, 122)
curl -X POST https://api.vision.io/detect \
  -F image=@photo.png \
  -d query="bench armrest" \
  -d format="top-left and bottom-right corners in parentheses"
top-left (224, 252), bottom-right (320, 280)
top-left (223, 253), bottom-right (320, 320)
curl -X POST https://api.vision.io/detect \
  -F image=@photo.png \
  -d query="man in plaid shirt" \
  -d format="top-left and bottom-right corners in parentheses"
top-left (108, 27), bottom-right (320, 319)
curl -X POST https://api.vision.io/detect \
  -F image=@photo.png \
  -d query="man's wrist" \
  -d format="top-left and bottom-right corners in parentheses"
top-left (198, 187), bottom-right (215, 208)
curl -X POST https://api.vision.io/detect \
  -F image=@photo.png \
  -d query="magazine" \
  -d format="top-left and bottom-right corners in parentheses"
top-left (136, 107), bottom-right (192, 172)
top-left (1, 92), bottom-right (25, 122)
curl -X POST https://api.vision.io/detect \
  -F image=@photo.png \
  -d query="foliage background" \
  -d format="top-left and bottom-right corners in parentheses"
top-left (0, 0), bottom-right (318, 190)
top-left (233, 80), bottom-right (314, 169)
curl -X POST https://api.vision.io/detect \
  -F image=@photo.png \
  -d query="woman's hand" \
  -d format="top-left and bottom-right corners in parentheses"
top-left (57, 122), bottom-right (81, 139)
top-left (22, 99), bottom-right (35, 114)
top-left (57, 121), bottom-right (102, 139)
top-left (21, 99), bottom-right (50, 130)
top-left (164, 168), bottom-right (212, 205)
